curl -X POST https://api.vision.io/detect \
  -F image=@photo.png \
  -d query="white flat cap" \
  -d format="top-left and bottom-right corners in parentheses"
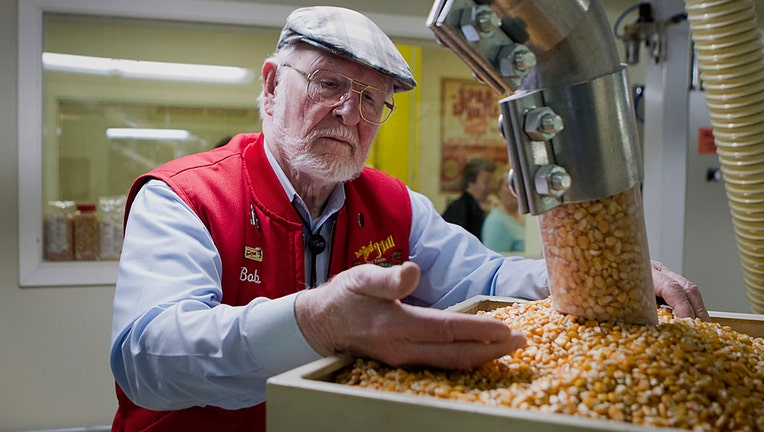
top-left (277, 6), bottom-right (417, 92)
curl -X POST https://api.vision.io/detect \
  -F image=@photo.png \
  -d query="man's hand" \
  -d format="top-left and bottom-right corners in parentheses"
top-left (651, 260), bottom-right (710, 321)
top-left (294, 261), bottom-right (526, 369)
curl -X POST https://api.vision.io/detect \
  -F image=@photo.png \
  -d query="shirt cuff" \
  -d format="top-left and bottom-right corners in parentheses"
top-left (243, 293), bottom-right (322, 375)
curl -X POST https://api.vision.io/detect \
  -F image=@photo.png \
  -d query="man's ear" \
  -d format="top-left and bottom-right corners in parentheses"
top-left (261, 61), bottom-right (278, 114)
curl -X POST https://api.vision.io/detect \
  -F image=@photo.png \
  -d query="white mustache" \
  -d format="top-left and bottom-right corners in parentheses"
top-left (307, 127), bottom-right (359, 148)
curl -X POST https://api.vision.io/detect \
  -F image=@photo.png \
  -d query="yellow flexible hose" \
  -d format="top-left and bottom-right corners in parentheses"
top-left (685, 0), bottom-right (764, 312)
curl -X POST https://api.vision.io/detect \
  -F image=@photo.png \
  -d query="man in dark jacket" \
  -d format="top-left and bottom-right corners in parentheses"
top-left (442, 157), bottom-right (496, 238)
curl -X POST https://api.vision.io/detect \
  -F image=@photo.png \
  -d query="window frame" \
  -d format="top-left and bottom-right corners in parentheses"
top-left (18, 0), bottom-right (430, 287)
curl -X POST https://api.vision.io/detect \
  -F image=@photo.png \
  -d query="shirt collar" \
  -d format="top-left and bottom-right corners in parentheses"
top-left (263, 139), bottom-right (346, 231)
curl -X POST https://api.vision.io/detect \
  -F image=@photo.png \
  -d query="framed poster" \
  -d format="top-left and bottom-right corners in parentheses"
top-left (440, 78), bottom-right (508, 192)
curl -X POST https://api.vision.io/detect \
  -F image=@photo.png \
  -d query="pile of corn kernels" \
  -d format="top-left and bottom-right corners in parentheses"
top-left (333, 299), bottom-right (764, 431)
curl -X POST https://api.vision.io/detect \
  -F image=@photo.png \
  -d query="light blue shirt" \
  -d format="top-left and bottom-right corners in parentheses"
top-left (482, 207), bottom-right (526, 253)
top-left (110, 155), bottom-right (549, 411)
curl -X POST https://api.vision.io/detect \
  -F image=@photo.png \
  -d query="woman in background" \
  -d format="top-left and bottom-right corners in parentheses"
top-left (482, 169), bottom-right (525, 253)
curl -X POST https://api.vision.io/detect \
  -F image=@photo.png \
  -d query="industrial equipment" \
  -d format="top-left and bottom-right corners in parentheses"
top-left (428, 0), bottom-right (764, 315)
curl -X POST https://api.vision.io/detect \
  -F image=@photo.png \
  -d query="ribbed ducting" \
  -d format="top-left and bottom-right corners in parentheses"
top-left (685, 0), bottom-right (764, 313)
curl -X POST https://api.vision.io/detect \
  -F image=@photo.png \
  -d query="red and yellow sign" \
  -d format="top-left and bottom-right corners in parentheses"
top-left (441, 78), bottom-right (508, 192)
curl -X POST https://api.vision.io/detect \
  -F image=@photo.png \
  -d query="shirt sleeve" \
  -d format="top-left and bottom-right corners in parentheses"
top-left (110, 180), bottom-right (320, 411)
top-left (406, 188), bottom-right (550, 309)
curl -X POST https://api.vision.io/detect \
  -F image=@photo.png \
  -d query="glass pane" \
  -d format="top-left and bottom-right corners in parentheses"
top-left (42, 13), bottom-right (270, 262)
top-left (56, 100), bottom-right (257, 202)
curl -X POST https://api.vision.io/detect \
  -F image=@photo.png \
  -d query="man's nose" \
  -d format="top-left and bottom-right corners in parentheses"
top-left (332, 90), bottom-right (363, 124)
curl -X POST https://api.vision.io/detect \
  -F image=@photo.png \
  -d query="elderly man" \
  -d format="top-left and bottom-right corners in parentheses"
top-left (109, 6), bottom-right (709, 431)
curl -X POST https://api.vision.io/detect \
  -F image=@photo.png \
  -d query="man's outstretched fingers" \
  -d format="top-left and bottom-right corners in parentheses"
top-left (376, 330), bottom-right (527, 370)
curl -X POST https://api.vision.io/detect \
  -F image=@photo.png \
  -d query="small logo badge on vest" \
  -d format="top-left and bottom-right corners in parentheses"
top-left (244, 246), bottom-right (263, 262)
top-left (354, 234), bottom-right (396, 262)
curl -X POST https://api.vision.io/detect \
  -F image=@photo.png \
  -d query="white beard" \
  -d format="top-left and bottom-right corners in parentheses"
top-left (269, 93), bottom-right (367, 185)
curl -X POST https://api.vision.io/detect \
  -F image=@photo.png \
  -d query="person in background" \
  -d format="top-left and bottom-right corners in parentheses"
top-left (442, 157), bottom-right (496, 238)
top-left (482, 168), bottom-right (525, 253)
top-left (109, 6), bottom-right (710, 432)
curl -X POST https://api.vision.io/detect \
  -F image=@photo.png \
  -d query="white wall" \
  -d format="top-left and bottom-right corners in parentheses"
top-left (0, 5), bottom-right (118, 429)
top-left (2, 1), bottom-right (116, 429)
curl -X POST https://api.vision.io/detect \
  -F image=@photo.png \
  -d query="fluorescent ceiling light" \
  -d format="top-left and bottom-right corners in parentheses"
top-left (106, 128), bottom-right (191, 141)
top-left (42, 52), bottom-right (254, 84)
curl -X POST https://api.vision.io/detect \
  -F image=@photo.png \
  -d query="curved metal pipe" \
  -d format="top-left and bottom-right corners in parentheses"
top-left (490, 0), bottom-right (623, 89)
top-left (428, 0), bottom-right (624, 94)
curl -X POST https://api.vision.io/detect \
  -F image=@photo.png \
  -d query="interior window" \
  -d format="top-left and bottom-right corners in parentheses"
top-left (41, 14), bottom-right (267, 262)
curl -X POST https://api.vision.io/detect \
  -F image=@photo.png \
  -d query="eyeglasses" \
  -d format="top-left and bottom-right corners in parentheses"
top-left (281, 64), bottom-right (395, 125)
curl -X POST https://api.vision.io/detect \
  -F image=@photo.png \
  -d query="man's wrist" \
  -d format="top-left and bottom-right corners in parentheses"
top-left (294, 289), bottom-right (334, 356)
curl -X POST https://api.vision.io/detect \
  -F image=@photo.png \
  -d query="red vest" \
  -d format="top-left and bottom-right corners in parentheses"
top-left (113, 133), bottom-right (412, 431)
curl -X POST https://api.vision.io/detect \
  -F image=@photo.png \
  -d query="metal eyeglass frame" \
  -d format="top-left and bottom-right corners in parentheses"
top-left (281, 63), bottom-right (396, 125)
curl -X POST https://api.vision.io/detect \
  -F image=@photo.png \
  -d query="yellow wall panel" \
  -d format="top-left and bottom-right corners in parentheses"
top-left (370, 44), bottom-right (421, 189)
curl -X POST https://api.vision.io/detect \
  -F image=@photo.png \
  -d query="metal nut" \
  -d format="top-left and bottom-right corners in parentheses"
top-left (535, 164), bottom-right (571, 197)
top-left (498, 44), bottom-right (536, 78)
top-left (475, 6), bottom-right (501, 34)
top-left (540, 112), bottom-right (564, 135)
top-left (524, 107), bottom-right (564, 141)
top-left (512, 46), bottom-right (537, 72)
top-left (460, 5), bottom-right (500, 42)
